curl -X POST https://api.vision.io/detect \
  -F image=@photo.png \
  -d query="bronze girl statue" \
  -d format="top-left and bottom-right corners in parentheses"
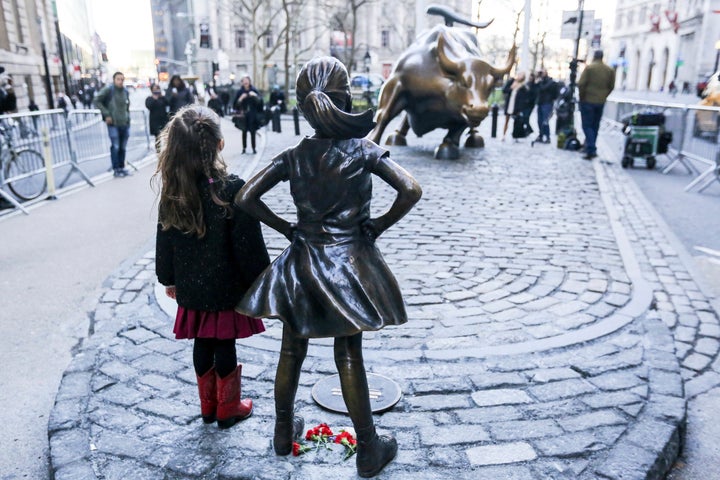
top-left (235, 56), bottom-right (421, 477)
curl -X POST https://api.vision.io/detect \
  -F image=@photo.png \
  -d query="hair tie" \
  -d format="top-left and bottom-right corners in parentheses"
top-left (208, 178), bottom-right (215, 184)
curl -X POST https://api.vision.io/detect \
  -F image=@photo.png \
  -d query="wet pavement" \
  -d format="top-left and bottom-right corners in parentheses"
top-left (47, 116), bottom-right (720, 479)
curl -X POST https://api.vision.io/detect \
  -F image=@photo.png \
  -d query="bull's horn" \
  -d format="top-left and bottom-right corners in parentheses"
top-left (427, 4), bottom-right (493, 28)
top-left (490, 44), bottom-right (517, 77)
top-left (436, 33), bottom-right (462, 76)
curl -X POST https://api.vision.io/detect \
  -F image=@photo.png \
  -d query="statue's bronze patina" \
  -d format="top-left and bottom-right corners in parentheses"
top-left (235, 56), bottom-right (422, 478)
top-left (368, 5), bottom-right (516, 159)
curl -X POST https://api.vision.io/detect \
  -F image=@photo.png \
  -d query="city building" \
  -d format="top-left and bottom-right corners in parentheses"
top-left (0, 0), bottom-right (60, 109)
top-left (149, 0), bottom-right (471, 93)
top-left (0, 0), bottom-right (107, 110)
top-left (609, 0), bottom-right (720, 93)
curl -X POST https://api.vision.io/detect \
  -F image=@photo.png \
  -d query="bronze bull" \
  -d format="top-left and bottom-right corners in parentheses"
top-left (368, 24), bottom-right (516, 159)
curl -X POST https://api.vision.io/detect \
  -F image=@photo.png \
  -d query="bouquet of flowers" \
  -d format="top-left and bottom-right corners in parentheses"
top-left (292, 423), bottom-right (356, 460)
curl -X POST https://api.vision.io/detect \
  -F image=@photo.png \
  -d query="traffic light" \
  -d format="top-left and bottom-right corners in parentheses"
top-left (101, 52), bottom-right (108, 62)
top-left (211, 62), bottom-right (219, 74)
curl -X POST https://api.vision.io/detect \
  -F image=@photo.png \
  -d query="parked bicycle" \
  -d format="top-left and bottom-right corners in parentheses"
top-left (0, 120), bottom-right (46, 201)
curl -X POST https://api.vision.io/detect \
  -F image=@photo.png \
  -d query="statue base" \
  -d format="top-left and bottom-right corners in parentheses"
top-left (311, 373), bottom-right (402, 414)
top-left (434, 142), bottom-right (460, 160)
top-left (385, 132), bottom-right (408, 146)
top-left (464, 129), bottom-right (485, 148)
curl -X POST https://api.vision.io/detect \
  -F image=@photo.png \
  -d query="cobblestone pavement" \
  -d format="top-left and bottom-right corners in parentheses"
top-left (48, 117), bottom-right (720, 479)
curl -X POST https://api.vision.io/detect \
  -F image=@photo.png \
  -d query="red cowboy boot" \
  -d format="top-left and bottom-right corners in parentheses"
top-left (196, 367), bottom-right (217, 424)
top-left (216, 365), bottom-right (253, 429)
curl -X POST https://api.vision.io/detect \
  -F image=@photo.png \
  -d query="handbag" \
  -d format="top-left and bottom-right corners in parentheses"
top-left (231, 110), bottom-right (246, 130)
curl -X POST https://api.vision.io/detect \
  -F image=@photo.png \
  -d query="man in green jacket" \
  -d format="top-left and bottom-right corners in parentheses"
top-left (93, 72), bottom-right (131, 177)
top-left (577, 50), bottom-right (615, 160)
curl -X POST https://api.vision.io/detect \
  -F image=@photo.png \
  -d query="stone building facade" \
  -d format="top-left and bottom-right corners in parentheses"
top-left (610, 0), bottom-right (720, 92)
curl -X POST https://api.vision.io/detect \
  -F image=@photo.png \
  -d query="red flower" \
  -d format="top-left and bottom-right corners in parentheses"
top-left (292, 441), bottom-right (311, 456)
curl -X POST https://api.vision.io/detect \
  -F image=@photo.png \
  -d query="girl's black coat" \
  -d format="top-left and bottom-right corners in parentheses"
top-left (155, 175), bottom-right (270, 311)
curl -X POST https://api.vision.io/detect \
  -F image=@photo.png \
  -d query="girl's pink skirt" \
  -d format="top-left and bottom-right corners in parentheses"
top-left (174, 307), bottom-right (265, 340)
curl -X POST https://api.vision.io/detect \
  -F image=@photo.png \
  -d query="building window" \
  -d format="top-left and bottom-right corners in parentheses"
top-left (627, 10), bottom-right (634, 26)
top-left (615, 13), bottom-right (622, 29)
top-left (265, 30), bottom-right (273, 49)
top-left (292, 32), bottom-right (301, 49)
top-left (235, 29), bottom-right (246, 49)
top-left (381, 29), bottom-right (390, 48)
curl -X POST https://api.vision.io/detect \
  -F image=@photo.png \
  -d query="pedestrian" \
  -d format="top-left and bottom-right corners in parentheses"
top-left (0, 76), bottom-right (18, 114)
top-left (234, 56), bottom-right (422, 478)
top-left (232, 76), bottom-right (263, 154)
top-left (269, 85), bottom-right (286, 113)
top-left (501, 76), bottom-right (514, 138)
top-left (56, 91), bottom-right (72, 114)
top-left (206, 88), bottom-right (224, 117)
top-left (28, 98), bottom-right (39, 112)
top-left (166, 75), bottom-right (194, 117)
top-left (93, 71), bottom-right (131, 177)
top-left (153, 105), bottom-right (270, 430)
top-left (577, 49), bottom-right (615, 160)
top-left (502, 72), bottom-right (533, 141)
top-left (533, 69), bottom-right (558, 144)
top-left (145, 83), bottom-right (169, 152)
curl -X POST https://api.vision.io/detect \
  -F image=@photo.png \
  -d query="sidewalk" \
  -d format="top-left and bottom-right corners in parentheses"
top-left (48, 118), bottom-right (720, 479)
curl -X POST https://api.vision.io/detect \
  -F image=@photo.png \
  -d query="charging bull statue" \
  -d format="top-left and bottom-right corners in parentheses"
top-left (368, 6), bottom-right (516, 159)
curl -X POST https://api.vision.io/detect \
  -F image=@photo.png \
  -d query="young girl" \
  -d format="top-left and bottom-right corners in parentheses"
top-left (235, 57), bottom-right (422, 477)
top-left (154, 105), bottom-right (270, 429)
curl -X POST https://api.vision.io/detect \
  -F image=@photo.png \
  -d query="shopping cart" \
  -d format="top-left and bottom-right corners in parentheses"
top-left (620, 110), bottom-right (672, 170)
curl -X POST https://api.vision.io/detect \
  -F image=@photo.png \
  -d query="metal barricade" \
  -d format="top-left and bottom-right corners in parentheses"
top-left (1, 107), bottom-right (152, 214)
top-left (604, 99), bottom-right (720, 193)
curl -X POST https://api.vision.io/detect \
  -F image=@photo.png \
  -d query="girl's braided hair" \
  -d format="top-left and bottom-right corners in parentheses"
top-left (153, 105), bottom-right (230, 237)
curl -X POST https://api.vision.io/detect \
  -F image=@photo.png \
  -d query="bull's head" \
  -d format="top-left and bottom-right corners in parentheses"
top-left (436, 33), bottom-right (516, 127)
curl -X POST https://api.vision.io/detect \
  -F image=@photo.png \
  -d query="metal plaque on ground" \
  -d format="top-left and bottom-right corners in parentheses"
top-left (311, 373), bottom-right (402, 414)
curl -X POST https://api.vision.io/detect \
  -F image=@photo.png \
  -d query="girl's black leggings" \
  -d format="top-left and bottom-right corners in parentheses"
top-left (193, 338), bottom-right (237, 378)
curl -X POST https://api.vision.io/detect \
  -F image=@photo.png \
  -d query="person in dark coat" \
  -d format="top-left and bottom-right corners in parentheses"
top-left (231, 76), bottom-right (263, 154)
top-left (502, 73), bottom-right (533, 141)
top-left (145, 84), bottom-right (169, 151)
top-left (165, 75), bottom-right (194, 116)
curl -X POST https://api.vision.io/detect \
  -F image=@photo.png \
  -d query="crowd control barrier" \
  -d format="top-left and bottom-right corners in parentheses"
top-left (0, 108), bottom-right (151, 214)
top-left (603, 99), bottom-right (720, 194)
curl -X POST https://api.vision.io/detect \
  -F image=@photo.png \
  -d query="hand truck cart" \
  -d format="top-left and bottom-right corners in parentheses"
top-left (620, 110), bottom-right (672, 169)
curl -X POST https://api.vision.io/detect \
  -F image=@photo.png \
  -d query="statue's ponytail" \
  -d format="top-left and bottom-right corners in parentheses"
top-left (296, 56), bottom-right (375, 139)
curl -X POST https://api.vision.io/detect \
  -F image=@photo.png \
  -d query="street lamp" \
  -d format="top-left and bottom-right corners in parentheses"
top-left (714, 40), bottom-right (720, 73)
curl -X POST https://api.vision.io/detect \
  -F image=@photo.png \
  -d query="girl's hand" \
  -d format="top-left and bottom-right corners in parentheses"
top-left (165, 286), bottom-right (177, 299)
top-left (361, 219), bottom-right (379, 242)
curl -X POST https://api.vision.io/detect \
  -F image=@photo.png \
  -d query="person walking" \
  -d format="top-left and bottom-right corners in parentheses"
top-left (577, 49), bottom-right (615, 160)
top-left (502, 73), bottom-right (533, 142)
top-left (232, 76), bottom-right (263, 154)
top-left (154, 105), bottom-right (270, 430)
top-left (165, 75), bottom-right (194, 117)
top-left (145, 83), bottom-right (169, 151)
top-left (93, 72), bottom-right (131, 177)
top-left (533, 69), bottom-right (558, 145)
top-left (235, 56), bottom-right (422, 478)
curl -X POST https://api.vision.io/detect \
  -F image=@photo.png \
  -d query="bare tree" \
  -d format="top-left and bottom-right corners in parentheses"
top-left (281, 0), bottom-right (332, 97)
top-left (221, 0), bottom-right (285, 90)
top-left (325, 0), bottom-right (375, 71)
